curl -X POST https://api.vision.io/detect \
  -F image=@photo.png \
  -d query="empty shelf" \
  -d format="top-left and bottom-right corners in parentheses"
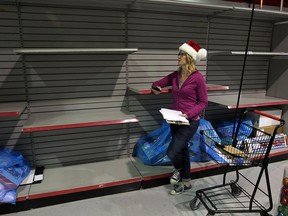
top-left (128, 83), bottom-right (229, 94)
top-left (0, 102), bottom-right (26, 117)
top-left (208, 50), bottom-right (288, 56)
top-left (28, 158), bottom-right (142, 199)
top-left (5, 148), bottom-right (288, 209)
top-left (206, 84), bottom-right (229, 91)
top-left (28, 148), bottom-right (288, 199)
top-left (136, 0), bottom-right (288, 22)
top-left (22, 108), bottom-right (139, 132)
top-left (231, 51), bottom-right (288, 56)
top-left (13, 48), bottom-right (138, 54)
top-left (130, 156), bottom-right (220, 181)
top-left (209, 93), bottom-right (288, 109)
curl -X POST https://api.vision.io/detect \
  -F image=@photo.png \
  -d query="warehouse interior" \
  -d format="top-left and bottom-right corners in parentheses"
top-left (0, 0), bottom-right (288, 215)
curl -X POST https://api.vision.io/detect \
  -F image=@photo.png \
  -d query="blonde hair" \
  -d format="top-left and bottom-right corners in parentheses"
top-left (178, 52), bottom-right (197, 77)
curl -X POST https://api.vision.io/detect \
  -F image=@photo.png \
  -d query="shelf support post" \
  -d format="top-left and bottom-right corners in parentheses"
top-left (125, 7), bottom-right (131, 155)
top-left (16, 0), bottom-right (37, 167)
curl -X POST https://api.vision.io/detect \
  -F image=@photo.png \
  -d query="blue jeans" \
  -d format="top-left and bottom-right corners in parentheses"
top-left (167, 119), bottom-right (200, 180)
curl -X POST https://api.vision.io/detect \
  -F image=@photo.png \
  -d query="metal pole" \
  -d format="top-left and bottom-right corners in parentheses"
top-left (232, 0), bottom-right (256, 142)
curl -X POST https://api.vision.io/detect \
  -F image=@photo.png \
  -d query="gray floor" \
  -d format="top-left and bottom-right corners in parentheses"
top-left (5, 160), bottom-right (288, 216)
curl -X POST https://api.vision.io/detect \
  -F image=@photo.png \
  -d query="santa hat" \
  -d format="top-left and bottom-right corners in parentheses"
top-left (179, 40), bottom-right (207, 63)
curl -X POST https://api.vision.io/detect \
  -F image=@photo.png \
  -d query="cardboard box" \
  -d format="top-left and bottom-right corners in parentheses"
top-left (259, 125), bottom-right (283, 134)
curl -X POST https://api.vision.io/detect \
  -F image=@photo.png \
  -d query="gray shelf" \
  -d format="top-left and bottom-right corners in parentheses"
top-left (0, 102), bottom-right (26, 117)
top-left (13, 48), bottom-right (139, 54)
top-left (209, 92), bottom-right (288, 109)
top-left (10, 0), bottom-right (288, 22)
top-left (23, 108), bottom-right (139, 132)
top-left (135, 0), bottom-right (288, 21)
top-left (128, 83), bottom-right (229, 94)
top-left (208, 51), bottom-right (288, 56)
top-left (26, 157), bottom-right (220, 199)
top-left (29, 97), bottom-right (125, 107)
top-left (22, 147), bottom-right (288, 201)
top-left (231, 51), bottom-right (288, 56)
top-left (28, 157), bottom-right (142, 199)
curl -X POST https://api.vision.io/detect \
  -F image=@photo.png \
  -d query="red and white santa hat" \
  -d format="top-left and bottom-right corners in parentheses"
top-left (179, 40), bottom-right (207, 63)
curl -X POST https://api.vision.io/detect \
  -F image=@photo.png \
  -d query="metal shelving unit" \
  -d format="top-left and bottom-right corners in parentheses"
top-left (1, 0), bottom-right (287, 213)
top-left (13, 48), bottom-right (139, 132)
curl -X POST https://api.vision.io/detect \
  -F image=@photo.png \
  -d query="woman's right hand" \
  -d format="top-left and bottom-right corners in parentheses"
top-left (151, 86), bottom-right (162, 94)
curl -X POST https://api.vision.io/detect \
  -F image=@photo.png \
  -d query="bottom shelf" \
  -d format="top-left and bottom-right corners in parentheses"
top-left (7, 148), bottom-right (288, 213)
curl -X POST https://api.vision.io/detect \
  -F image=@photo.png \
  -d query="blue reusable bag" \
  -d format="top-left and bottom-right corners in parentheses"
top-left (214, 118), bottom-right (253, 145)
top-left (0, 149), bottom-right (30, 204)
top-left (0, 149), bottom-right (27, 168)
top-left (189, 119), bottom-right (219, 162)
top-left (135, 121), bottom-right (172, 166)
top-left (135, 119), bottom-right (219, 165)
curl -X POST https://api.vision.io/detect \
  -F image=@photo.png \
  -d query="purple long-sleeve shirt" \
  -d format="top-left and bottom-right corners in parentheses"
top-left (152, 70), bottom-right (208, 120)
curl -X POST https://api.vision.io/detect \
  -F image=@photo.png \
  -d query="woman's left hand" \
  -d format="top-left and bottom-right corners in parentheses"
top-left (179, 114), bottom-right (188, 119)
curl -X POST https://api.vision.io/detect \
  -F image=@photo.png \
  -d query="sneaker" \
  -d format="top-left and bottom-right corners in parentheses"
top-left (170, 169), bottom-right (181, 185)
top-left (170, 182), bottom-right (192, 195)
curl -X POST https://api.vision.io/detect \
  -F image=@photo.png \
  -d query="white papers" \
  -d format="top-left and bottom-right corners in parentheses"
top-left (34, 174), bottom-right (44, 182)
top-left (160, 108), bottom-right (189, 124)
top-left (20, 169), bottom-right (35, 185)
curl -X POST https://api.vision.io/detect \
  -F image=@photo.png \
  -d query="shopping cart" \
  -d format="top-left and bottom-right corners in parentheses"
top-left (190, 110), bottom-right (285, 216)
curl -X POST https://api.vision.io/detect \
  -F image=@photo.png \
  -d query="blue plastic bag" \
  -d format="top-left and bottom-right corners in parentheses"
top-left (0, 149), bottom-right (30, 204)
top-left (135, 119), bottom-right (218, 165)
top-left (200, 118), bottom-right (253, 164)
top-left (0, 149), bottom-right (26, 168)
top-left (135, 121), bottom-right (172, 166)
top-left (189, 119), bottom-right (219, 162)
top-left (214, 118), bottom-right (253, 145)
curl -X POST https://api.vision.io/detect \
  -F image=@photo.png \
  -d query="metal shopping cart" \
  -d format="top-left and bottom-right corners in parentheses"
top-left (190, 110), bottom-right (286, 216)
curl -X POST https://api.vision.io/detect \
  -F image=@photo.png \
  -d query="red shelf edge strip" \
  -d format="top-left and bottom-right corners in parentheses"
top-left (138, 86), bottom-right (229, 94)
top-left (138, 89), bottom-right (171, 94)
top-left (228, 101), bottom-right (288, 109)
top-left (207, 86), bottom-right (229, 91)
top-left (0, 112), bottom-right (20, 117)
top-left (143, 163), bottom-right (222, 181)
top-left (269, 149), bottom-right (288, 157)
top-left (22, 118), bottom-right (139, 132)
top-left (16, 196), bottom-right (28, 202)
top-left (29, 177), bottom-right (142, 200)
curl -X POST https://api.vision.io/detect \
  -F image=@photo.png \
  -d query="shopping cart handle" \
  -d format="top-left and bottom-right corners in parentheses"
top-left (252, 109), bottom-right (283, 121)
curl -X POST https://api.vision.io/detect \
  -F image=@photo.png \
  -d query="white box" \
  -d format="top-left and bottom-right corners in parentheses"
top-left (258, 108), bottom-right (282, 127)
top-left (248, 107), bottom-right (282, 127)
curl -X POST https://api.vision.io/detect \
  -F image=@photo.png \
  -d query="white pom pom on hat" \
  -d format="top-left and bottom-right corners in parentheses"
top-left (179, 40), bottom-right (207, 63)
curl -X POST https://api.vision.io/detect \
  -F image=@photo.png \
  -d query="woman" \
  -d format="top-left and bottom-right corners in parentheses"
top-left (151, 40), bottom-right (208, 195)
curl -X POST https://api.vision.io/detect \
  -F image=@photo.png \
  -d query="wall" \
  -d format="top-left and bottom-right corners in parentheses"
top-left (267, 22), bottom-right (288, 133)
top-left (0, 0), bottom-right (278, 167)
